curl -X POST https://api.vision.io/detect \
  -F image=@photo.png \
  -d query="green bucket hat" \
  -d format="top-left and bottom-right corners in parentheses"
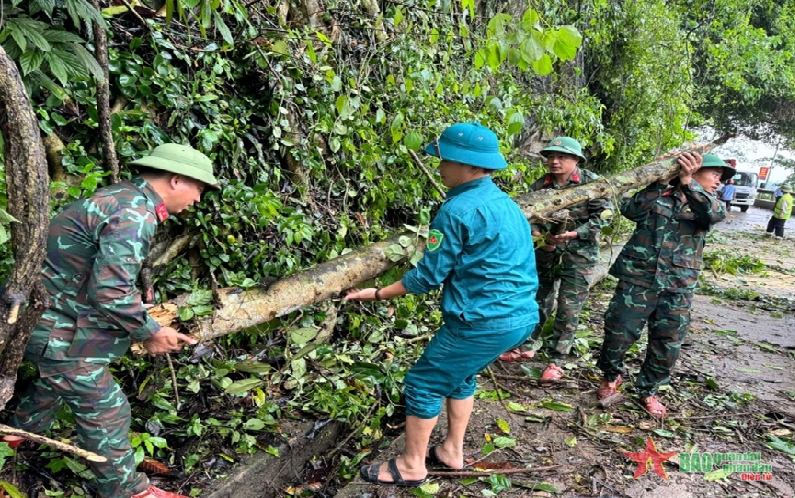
top-left (701, 153), bottom-right (735, 182)
top-left (424, 122), bottom-right (507, 170)
top-left (780, 184), bottom-right (793, 193)
top-left (130, 143), bottom-right (220, 188)
top-left (540, 137), bottom-right (586, 162)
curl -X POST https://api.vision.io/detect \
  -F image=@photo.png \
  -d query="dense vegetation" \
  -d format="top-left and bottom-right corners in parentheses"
top-left (2, 0), bottom-right (795, 493)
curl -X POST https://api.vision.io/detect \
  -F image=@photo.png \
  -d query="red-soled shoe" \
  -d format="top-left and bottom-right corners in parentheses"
top-left (131, 485), bottom-right (190, 498)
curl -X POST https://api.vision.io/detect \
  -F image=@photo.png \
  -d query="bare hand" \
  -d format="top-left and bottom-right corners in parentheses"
top-left (143, 326), bottom-right (197, 355)
top-left (677, 152), bottom-right (703, 183)
top-left (344, 288), bottom-right (379, 302)
top-left (546, 231), bottom-right (578, 245)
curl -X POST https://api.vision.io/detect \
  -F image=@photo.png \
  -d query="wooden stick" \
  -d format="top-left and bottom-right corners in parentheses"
top-left (0, 424), bottom-right (107, 462)
top-left (165, 353), bottom-right (181, 410)
top-left (428, 464), bottom-right (561, 476)
top-left (408, 150), bottom-right (446, 198)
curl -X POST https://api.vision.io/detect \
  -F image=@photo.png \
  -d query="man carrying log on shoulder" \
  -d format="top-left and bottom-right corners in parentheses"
top-left (596, 152), bottom-right (733, 418)
top-left (499, 137), bottom-right (612, 388)
top-left (345, 122), bottom-right (539, 487)
top-left (1, 144), bottom-right (219, 498)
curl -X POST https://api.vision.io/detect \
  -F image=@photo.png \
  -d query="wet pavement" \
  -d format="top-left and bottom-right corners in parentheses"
top-left (717, 205), bottom-right (792, 234)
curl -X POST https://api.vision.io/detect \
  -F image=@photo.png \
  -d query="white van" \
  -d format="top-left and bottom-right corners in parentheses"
top-left (726, 159), bottom-right (758, 212)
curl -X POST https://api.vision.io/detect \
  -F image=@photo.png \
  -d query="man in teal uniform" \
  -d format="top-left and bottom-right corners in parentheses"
top-left (596, 153), bottom-right (732, 418)
top-left (3, 144), bottom-right (219, 498)
top-left (346, 123), bottom-right (538, 487)
top-left (499, 137), bottom-right (612, 387)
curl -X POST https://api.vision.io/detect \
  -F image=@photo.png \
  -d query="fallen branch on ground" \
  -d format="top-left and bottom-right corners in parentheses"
top-left (428, 464), bottom-right (561, 476)
top-left (0, 424), bottom-right (107, 462)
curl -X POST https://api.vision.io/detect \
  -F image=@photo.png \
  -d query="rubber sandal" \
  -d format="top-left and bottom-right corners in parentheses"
top-left (425, 445), bottom-right (460, 469)
top-left (597, 375), bottom-right (623, 400)
top-left (643, 395), bottom-right (667, 419)
top-left (360, 458), bottom-right (427, 487)
top-left (498, 348), bottom-right (535, 362)
top-left (540, 364), bottom-right (564, 387)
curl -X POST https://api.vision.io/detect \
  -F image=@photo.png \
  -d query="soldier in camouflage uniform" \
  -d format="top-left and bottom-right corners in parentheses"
top-left (499, 137), bottom-right (612, 386)
top-left (596, 153), bottom-right (733, 418)
top-left (2, 144), bottom-right (219, 498)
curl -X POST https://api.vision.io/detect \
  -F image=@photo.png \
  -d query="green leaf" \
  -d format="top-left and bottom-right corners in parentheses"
top-left (19, 50), bottom-right (44, 75)
top-left (30, 0), bottom-right (57, 17)
top-left (235, 361), bottom-right (272, 374)
top-left (529, 483), bottom-right (559, 493)
top-left (289, 326), bottom-right (317, 345)
top-left (403, 132), bottom-right (422, 151)
top-left (486, 13), bottom-right (512, 37)
top-left (44, 51), bottom-right (70, 85)
top-left (486, 41), bottom-right (502, 70)
top-left (492, 436), bottom-right (516, 448)
top-left (187, 289), bottom-right (213, 306)
top-left (225, 378), bottom-right (263, 395)
top-left (767, 435), bottom-right (795, 456)
top-left (243, 418), bottom-right (265, 431)
top-left (8, 18), bottom-right (51, 51)
top-left (520, 36), bottom-right (544, 62)
top-left (39, 30), bottom-right (85, 44)
top-left (7, 25), bottom-right (27, 52)
top-left (521, 8), bottom-right (539, 30)
top-left (305, 39), bottom-right (317, 63)
top-left (177, 306), bottom-right (195, 321)
top-left (486, 474), bottom-right (512, 493)
top-left (335, 95), bottom-right (349, 117)
top-left (71, 42), bottom-right (105, 82)
top-left (0, 480), bottom-right (26, 498)
top-left (0, 226), bottom-right (9, 246)
top-left (552, 25), bottom-right (582, 61)
top-left (212, 11), bottom-right (234, 45)
top-left (474, 48), bottom-right (487, 69)
top-left (507, 110), bottom-right (524, 135)
top-left (496, 418), bottom-right (510, 434)
top-left (652, 429), bottom-right (675, 438)
top-left (385, 244), bottom-right (405, 262)
top-left (530, 54), bottom-right (553, 75)
top-left (539, 400), bottom-right (574, 411)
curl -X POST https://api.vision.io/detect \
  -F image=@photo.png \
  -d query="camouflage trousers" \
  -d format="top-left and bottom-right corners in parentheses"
top-left (596, 281), bottom-right (692, 398)
top-left (529, 260), bottom-right (593, 365)
top-left (10, 361), bottom-right (149, 498)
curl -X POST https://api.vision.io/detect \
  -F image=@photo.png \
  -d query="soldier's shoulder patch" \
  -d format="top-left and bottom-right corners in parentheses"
top-left (427, 229), bottom-right (444, 251)
top-left (155, 203), bottom-right (169, 222)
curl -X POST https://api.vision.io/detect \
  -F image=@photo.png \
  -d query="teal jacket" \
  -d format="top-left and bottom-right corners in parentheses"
top-left (402, 177), bottom-right (538, 330)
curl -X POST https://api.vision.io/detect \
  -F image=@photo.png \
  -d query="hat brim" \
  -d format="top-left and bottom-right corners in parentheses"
top-left (701, 165), bottom-right (736, 182)
top-left (423, 142), bottom-right (507, 170)
top-left (540, 146), bottom-right (586, 162)
top-left (130, 155), bottom-right (220, 188)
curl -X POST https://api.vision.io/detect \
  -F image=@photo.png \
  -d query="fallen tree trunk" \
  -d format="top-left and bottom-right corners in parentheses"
top-left (161, 137), bottom-right (731, 342)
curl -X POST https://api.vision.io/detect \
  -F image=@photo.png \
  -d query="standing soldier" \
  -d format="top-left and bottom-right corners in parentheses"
top-left (596, 152), bottom-right (732, 418)
top-left (499, 137), bottom-right (612, 386)
top-left (765, 184), bottom-right (793, 239)
top-left (1, 144), bottom-right (219, 498)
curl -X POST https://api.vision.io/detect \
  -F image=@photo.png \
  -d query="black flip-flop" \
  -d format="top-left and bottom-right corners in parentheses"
top-left (425, 445), bottom-right (453, 469)
top-left (360, 458), bottom-right (427, 487)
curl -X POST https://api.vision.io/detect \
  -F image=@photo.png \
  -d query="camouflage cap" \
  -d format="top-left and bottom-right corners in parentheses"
top-left (540, 137), bottom-right (586, 162)
top-left (130, 144), bottom-right (220, 188)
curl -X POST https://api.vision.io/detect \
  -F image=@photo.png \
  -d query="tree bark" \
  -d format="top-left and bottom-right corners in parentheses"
top-left (149, 137), bottom-right (732, 343)
top-left (92, 0), bottom-right (120, 184)
top-left (0, 46), bottom-right (52, 409)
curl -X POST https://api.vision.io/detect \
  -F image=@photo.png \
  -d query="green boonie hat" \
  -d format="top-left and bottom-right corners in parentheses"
top-left (540, 137), bottom-right (586, 162)
top-left (130, 143), bottom-right (220, 188)
top-left (701, 153), bottom-right (735, 182)
top-left (780, 184), bottom-right (793, 193)
top-left (423, 122), bottom-right (507, 170)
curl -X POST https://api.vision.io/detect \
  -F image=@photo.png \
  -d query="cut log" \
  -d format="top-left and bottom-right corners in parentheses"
top-left (153, 138), bottom-right (731, 343)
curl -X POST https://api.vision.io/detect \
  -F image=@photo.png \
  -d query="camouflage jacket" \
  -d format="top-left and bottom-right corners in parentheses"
top-left (529, 167), bottom-right (613, 266)
top-left (25, 177), bottom-right (166, 367)
top-left (610, 180), bottom-right (726, 292)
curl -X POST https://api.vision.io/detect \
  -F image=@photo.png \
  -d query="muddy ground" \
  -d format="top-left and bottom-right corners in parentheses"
top-left (338, 210), bottom-right (795, 498)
